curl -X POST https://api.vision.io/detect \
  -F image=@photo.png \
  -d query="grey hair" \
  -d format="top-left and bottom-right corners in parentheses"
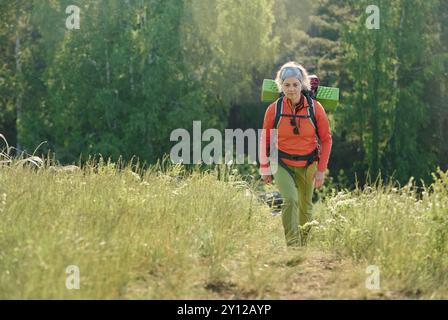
top-left (274, 61), bottom-right (311, 93)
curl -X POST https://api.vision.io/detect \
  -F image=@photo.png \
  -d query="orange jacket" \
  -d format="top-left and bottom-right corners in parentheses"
top-left (260, 95), bottom-right (332, 174)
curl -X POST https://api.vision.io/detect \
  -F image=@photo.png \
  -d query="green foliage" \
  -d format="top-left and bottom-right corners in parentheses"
top-left (0, 0), bottom-right (447, 189)
top-left (340, 0), bottom-right (444, 185)
top-left (5, 0), bottom-right (276, 165)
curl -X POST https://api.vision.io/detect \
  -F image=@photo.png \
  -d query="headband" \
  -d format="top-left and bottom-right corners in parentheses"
top-left (280, 67), bottom-right (303, 81)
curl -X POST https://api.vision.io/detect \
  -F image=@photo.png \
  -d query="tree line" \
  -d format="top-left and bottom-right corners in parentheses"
top-left (0, 0), bottom-right (446, 188)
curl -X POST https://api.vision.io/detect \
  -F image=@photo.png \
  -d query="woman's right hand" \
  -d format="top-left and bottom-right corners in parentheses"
top-left (262, 175), bottom-right (273, 184)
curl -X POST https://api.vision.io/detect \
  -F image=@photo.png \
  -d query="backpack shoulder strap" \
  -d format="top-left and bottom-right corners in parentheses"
top-left (274, 92), bottom-right (321, 143)
top-left (303, 91), bottom-right (320, 143)
top-left (274, 97), bottom-right (283, 129)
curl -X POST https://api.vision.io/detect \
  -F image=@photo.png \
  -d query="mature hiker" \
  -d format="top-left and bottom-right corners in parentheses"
top-left (259, 61), bottom-right (333, 247)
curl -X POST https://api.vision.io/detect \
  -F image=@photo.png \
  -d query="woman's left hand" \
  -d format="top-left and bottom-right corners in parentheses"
top-left (313, 170), bottom-right (325, 189)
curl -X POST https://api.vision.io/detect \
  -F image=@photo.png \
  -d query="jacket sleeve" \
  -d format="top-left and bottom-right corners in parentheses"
top-left (315, 101), bottom-right (333, 172)
top-left (259, 103), bottom-right (275, 175)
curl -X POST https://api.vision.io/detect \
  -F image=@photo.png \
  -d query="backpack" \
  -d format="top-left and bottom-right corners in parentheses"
top-left (270, 88), bottom-right (321, 167)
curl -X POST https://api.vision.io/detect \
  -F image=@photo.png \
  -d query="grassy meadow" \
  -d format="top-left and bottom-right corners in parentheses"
top-left (0, 152), bottom-right (447, 299)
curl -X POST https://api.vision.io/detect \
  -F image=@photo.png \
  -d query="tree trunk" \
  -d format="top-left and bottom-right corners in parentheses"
top-left (14, 30), bottom-right (22, 153)
top-left (129, 56), bottom-right (134, 94)
top-left (105, 48), bottom-right (110, 85)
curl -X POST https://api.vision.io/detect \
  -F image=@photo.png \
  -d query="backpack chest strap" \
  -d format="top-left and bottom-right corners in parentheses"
top-left (279, 114), bottom-right (311, 119)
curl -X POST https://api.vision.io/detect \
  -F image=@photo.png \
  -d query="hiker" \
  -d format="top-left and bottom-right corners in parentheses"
top-left (259, 61), bottom-right (333, 247)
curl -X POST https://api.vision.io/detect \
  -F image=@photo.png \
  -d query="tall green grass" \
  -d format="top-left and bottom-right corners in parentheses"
top-left (312, 170), bottom-right (448, 298)
top-left (0, 156), bottom-right (289, 299)
top-left (1, 133), bottom-right (448, 298)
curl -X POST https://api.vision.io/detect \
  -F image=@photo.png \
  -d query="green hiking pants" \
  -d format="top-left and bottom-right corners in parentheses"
top-left (273, 161), bottom-right (317, 246)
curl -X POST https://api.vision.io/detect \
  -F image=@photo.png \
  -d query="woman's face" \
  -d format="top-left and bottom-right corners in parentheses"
top-left (282, 77), bottom-right (302, 100)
